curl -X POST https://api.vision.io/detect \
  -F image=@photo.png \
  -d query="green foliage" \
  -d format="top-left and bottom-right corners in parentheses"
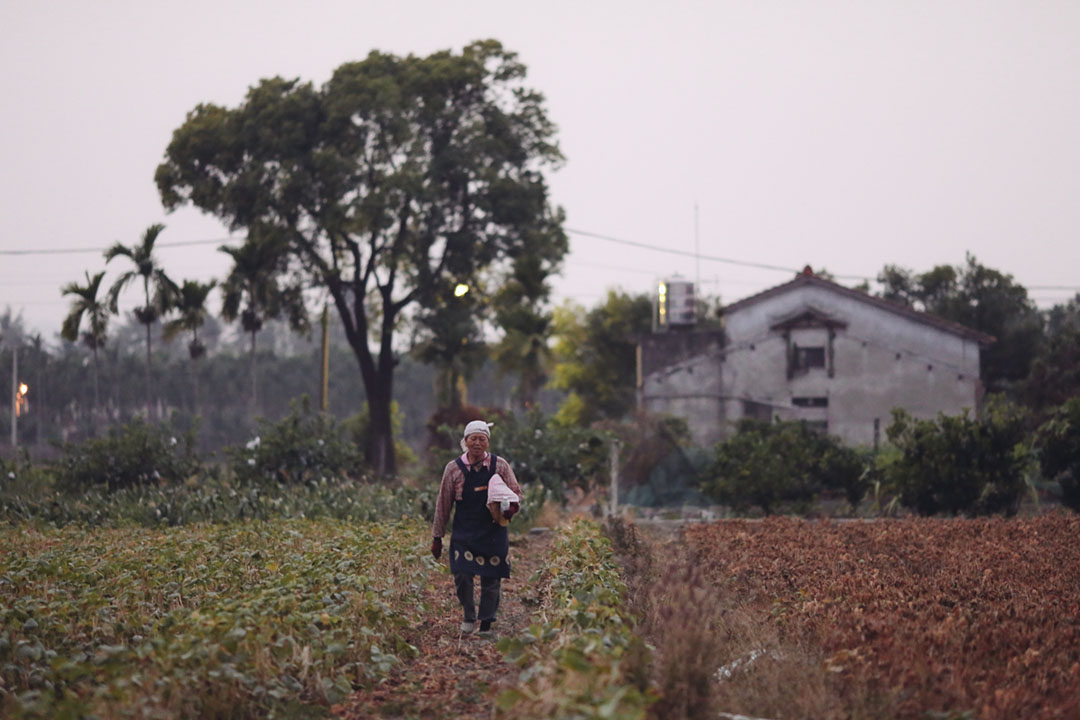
top-left (1023, 295), bottom-right (1080, 417)
top-left (59, 270), bottom-right (109, 351)
top-left (882, 402), bottom-right (1033, 516)
top-left (550, 291), bottom-right (654, 425)
top-left (489, 409), bottom-right (609, 499)
top-left (424, 403), bottom-right (507, 454)
top-left (497, 519), bottom-right (655, 719)
top-left (425, 409), bottom-right (607, 504)
top-left (2, 472), bottom-right (434, 528)
top-left (225, 396), bottom-right (364, 484)
top-left (156, 39), bottom-right (566, 475)
top-left (490, 205), bottom-right (568, 410)
top-left (53, 419), bottom-right (200, 492)
top-left (1036, 397), bottom-right (1080, 512)
top-left (0, 519), bottom-right (429, 718)
top-left (876, 254), bottom-right (1043, 395)
top-left (701, 420), bottom-right (869, 515)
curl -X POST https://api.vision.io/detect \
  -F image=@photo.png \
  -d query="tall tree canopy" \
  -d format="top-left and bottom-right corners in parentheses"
top-left (1023, 294), bottom-right (1080, 416)
top-left (156, 40), bottom-right (566, 474)
top-left (550, 290), bottom-right (653, 426)
top-left (876, 253), bottom-right (1042, 395)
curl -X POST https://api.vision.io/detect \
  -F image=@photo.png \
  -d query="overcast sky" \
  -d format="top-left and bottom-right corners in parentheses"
top-left (3, 0), bottom-right (1079, 341)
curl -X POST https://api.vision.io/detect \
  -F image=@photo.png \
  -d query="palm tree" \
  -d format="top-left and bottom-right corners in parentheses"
top-left (61, 271), bottom-right (110, 417)
top-left (105, 223), bottom-right (179, 418)
top-left (220, 230), bottom-right (307, 414)
top-left (163, 279), bottom-right (217, 416)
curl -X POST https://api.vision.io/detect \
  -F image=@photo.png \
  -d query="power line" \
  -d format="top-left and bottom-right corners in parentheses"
top-left (564, 227), bottom-right (1080, 291)
top-left (565, 227), bottom-right (813, 276)
top-left (0, 238), bottom-right (239, 256)
top-left (3, 227), bottom-right (1079, 294)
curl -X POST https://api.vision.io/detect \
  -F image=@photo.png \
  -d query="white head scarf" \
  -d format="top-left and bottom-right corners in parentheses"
top-left (460, 420), bottom-right (492, 452)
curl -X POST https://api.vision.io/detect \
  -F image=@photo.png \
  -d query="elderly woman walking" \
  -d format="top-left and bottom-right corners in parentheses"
top-left (431, 420), bottom-right (522, 637)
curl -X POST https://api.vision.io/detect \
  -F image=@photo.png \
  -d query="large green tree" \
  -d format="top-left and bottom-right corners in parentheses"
top-left (60, 271), bottom-right (111, 416)
top-left (1023, 294), bottom-right (1080, 417)
top-left (156, 40), bottom-right (564, 474)
top-left (876, 253), bottom-right (1042, 395)
top-left (550, 290), bottom-right (653, 425)
top-left (105, 223), bottom-right (180, 418)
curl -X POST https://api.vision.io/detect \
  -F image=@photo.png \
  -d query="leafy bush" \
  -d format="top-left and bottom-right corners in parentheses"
top-left (53, 418), bottom-right (200, 492)
top-left (424, 403), bottom-right (507, 453)
top-left (1, 476), bottom-right (434, 528)
top-left (701, 420), bottom-right (868, 515)
top-left (426, 408), bottom-right (608, 503)
top-left (882, 401), bottom-right (1032, 516)
top-left (1036, 397), bottom-right (1080, 512)
top-left (487, 409), bottom-right (608, 500)
top-left (225, 396), bottom-right (365, 485)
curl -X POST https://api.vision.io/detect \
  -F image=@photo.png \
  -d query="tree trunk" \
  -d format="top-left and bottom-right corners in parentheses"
top-left (144, 321), bottom-right (153, 419)
top-left (91, 346), bottom-right (100, 420)
top-left (332, 289), bottom-right (397, 477)
top-left (365, 369), bottom-right (396, 477)
top-left (191, 329), bottom-right (201, 417)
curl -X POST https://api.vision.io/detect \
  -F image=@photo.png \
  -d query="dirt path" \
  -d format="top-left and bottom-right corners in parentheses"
top-left (332, 530), bottom-right (552, 720)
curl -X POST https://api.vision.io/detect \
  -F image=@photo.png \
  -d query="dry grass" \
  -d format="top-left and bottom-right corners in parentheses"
top-left (606, 518), bottom-right (892, 720)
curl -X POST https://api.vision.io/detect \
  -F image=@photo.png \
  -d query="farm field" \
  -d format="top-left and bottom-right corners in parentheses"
top-left (0, 519), bottom-right (434, 718)
top-left (1, 515), bottom-right (649, 720)
top-left (683, 513), bottom-right (1080, 720)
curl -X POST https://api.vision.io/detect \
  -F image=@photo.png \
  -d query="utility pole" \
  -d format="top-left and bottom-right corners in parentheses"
top-left (10, 345), bottom-right (16, 449)
top-left (319, 304), bottom-right (330, 412)
top-left (608, 438), bottom-right (621, 517)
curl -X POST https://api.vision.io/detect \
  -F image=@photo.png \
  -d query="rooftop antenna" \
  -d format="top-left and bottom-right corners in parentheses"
top-left (694, 202), bottom-right (700, 292)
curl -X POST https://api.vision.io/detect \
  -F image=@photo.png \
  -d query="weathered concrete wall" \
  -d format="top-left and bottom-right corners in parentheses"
top-left (721, 284), bottom-right (982, 446)
top-left (639, 331), bottom-right (726, 447)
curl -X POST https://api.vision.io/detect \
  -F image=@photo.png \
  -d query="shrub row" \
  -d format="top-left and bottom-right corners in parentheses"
top-left (0, 477), bottom-right (435, 528)
top-left (699, 396), bottom-right (1080, 517)
top-left (497, 519), bottom-right (654, 720)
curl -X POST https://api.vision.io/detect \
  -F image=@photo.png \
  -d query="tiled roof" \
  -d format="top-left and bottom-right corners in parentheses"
top-left (721, 273), bottom-right (996, 346)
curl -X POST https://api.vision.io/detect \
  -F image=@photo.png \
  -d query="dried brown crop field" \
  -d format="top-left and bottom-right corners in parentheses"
top-left (685, 513), bottom-right (1080, 719)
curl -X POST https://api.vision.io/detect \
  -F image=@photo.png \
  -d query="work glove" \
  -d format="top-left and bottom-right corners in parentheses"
top-left (431, 537), bottom-right (442, 560)
top-left (503, 502), bottom-right (520, 521)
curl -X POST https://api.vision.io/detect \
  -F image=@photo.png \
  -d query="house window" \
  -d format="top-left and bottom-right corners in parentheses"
top-left (802, 420), bottom-right (828, 433)
top-left (742, 400), bottom-right (773, 422)
top-left (792, 396), bottom-right (828, 408)
top-left (795, 346), bottom-right (826, 370)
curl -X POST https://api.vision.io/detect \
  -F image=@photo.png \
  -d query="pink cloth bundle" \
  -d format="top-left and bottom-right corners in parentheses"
top-left (487, 474), bottom-right (520, 505)
top-left (487, 474), bottom-right (520, 525)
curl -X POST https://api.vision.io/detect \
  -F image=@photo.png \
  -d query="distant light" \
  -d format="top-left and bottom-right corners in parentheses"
top-left (454, 284), bottom-right (470, 297)
top-left (18, 383), bottom-right (28, 396)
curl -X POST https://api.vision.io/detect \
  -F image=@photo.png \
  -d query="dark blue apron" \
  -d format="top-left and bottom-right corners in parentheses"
top-left (449, 453), bottom-right (510, 579)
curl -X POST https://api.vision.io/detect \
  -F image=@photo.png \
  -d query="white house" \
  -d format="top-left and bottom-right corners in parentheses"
top-left (638, 268), bottom-right (994, 448)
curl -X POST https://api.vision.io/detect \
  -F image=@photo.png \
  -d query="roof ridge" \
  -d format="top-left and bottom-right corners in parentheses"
top-left (722, 274), bottom-right (995, 345)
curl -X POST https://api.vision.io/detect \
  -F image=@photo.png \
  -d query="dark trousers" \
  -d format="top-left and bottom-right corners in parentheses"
top-left (454, 572), bottom-right (501, 623)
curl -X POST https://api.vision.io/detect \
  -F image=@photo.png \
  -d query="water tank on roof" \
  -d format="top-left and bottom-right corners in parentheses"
top-left (658, 277), bottom-right (696, 328)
